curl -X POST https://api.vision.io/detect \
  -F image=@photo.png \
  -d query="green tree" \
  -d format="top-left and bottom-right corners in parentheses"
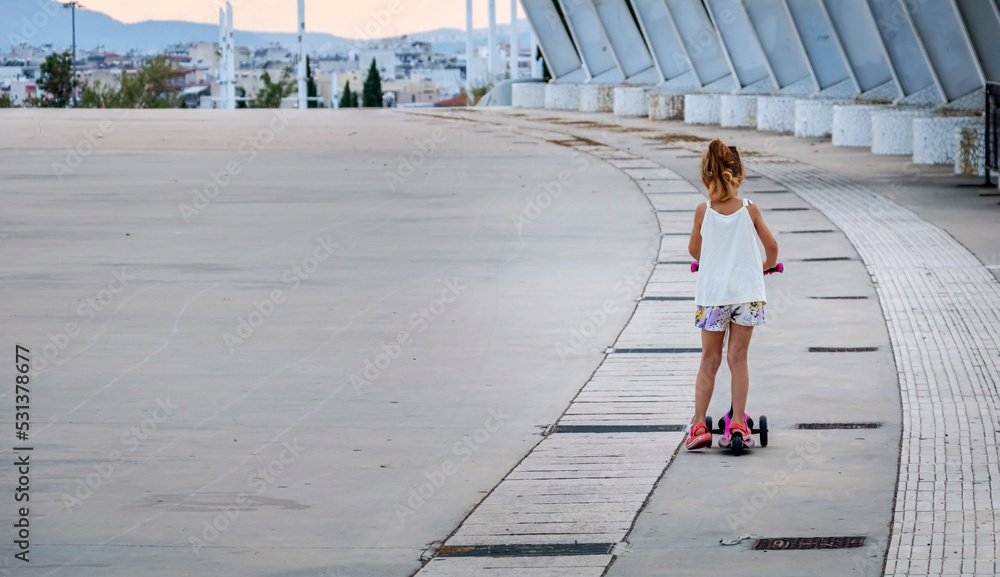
top-left (350, 89), bottom-right (359, 108)
top-left (249, 66), bottom-right (295, 108)
top-left (78, 80), bottom-right (117, 108)
top-left (0, 93), bottom-right (13, 108)
top-left (306, 56), bottom-right (318, 108)
top-left (362, 57), bottom-right (382, 108)
top-left (38, 51), bottom-right (74, 107)
top-left (235, 86), bottom-right (247, 109)
top-left (78, 55), bottom-right (179, 108)
top-left (338, 80), bottom-right (353, 108)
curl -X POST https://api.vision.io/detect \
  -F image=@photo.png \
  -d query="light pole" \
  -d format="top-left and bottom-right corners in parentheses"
top-left (488, 0), bottom-right (496, 82)
top-left (297, 0), bottom-right (307, 110)
top-left (466, 0), bottom-right (473, 105)
top-left (509, 0), bottom-right (517, 80)
top-left (63, 1), bottom-right (83, 107)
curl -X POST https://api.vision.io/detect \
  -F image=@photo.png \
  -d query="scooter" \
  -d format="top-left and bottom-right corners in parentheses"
top-left (706, 410), bottom-right (769, 456)
top-left (691, 261), bottom-right (782, 456)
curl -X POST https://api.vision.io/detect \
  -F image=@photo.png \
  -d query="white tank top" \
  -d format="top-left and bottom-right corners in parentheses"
top-left (695, 198), bottom-right (767, 306)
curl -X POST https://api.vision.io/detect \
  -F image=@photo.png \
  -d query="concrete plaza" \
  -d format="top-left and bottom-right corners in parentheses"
top-left (0, 106), bottom-right (998, 577)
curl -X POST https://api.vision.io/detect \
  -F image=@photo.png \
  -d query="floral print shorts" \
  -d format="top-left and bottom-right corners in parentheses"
top-left (695, 302), bottom-right (765, 331)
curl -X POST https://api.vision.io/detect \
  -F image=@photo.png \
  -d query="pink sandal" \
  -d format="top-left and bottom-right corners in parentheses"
top-left (721, 420), bottom-right (755, 449)
top-left (685, 422), bottom-right (713, 450)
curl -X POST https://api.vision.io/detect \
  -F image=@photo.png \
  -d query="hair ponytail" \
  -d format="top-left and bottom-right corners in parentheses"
top-left (701, 139), bottom-right (743, 202)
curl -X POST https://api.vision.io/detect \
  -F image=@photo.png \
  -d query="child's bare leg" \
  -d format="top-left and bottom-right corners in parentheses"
top-left (727, 324), bottom-right (754, 426)
top-left (693, 329), bottom-right (726, 424)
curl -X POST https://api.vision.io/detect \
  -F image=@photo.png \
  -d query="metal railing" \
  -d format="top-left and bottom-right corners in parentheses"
top-left (987, 82), bottom-right (999, 185)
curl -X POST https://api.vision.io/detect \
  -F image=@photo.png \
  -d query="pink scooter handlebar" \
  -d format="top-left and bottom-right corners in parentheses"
top-left (691, 262), bottom-right (783, 275)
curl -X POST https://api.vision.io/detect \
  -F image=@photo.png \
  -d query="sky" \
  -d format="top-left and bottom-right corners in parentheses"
top-left (76, 0), bottom-right (524, 39)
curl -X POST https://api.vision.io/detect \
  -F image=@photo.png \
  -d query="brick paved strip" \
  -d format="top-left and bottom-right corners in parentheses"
top-left (414, 143), bottom-right (695, 576)
top-left (748, 158), bottom-right (1000, 577)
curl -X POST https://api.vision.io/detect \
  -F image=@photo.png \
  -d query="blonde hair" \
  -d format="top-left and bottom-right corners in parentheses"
top-left (701, 139), bottom-right (743, 202)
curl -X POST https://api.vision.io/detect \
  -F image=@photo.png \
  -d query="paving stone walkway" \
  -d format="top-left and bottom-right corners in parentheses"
top-left (412, 109), bottom-right (1000, 577)
top-left (746, 158), bottom-right (1000, 577)
top-left (415, 135), bottom-right (696, 576)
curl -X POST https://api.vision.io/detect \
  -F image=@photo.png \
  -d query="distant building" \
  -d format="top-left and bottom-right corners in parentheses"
top-left (360, 36), bottom-right (433, 81)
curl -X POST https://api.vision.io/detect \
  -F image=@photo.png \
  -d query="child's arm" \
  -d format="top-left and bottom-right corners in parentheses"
top-left (688, 202), bottom-right (707, 261)
top-left (748, 203), bottom-right (779, 270)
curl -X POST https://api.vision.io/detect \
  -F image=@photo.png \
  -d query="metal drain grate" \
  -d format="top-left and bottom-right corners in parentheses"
top-left (782, 229), bottom-right (836, 234)
top-left (809, 347), bottom-right (879, 352)
top-left (800, 257), bottom-right (853, 262)
top-left (769, 207), bottom-right (811, 211)
top-left (438, 543), bottom-right (616, 557)
top-left (796, 423), bottom-right (881, 430)
top-left (656, 209), bottom-right (696, 213)
top-left (809, 296), bottom-right (869, 300)
top-left (662, 232), bottom-right (689, 236)
top-left (613, 348), bottom-right (702, 354)
top-left (553, 424), bottom-right (686, 434)
top-left (752, 536), bottom-right (866, 551)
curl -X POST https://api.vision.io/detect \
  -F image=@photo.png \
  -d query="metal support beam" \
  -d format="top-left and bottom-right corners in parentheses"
top-left (954, 0), bottom-right (1000, 83)
top-left (865, 0), bottom-right (941, 104)
top-left (902, 0), bottom-right (984, 105)
top-left (630, 0), bottom-right (695, 84)
top-left (741, 0), bottom-right (815, 93)
top-left (520, 0), bottom-right (586, 81)
top-left (589, 0), bottom-right (659, 83)
top-left (785, 0), bottom-right (858, 94)
top-left (705, 0), bottom-right (776, 92)
top-left (555, 0), bottom-right (622, 81)
top-left (821, 0), bottom-right (898, 99)
top-left (664, 0), bottom-right (732, 90)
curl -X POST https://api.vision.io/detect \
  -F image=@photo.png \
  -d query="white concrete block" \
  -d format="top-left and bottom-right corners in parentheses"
top-left (649, 92), bottom-right (685, 121)
top-left (579, 84), bottom-right (614, 113)
top-left (512, 83), bottom-right (546, 108)
top-left (955, 126), bottom-right (985, 176)
top-left (870, 109), bottom-right (934, 155)
top-left (684, 94), bottom-right (721, 125)
top-left (720, 95), bottom-right (758, 128)
top-left (545, 84), bottom-right (580, 111)
top-left (794, 99), bottom-right (849, 138)
top-left (756, 96), bottom-right (797, 134)
top-left (913, 116), bottom-right (983, 165)
top-left (832, 104), bottom-right (887, 148)
top-left (613, 86), bottom-right (650, 117)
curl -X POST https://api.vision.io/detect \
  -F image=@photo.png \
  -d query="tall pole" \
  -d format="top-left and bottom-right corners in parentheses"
top-left (509, 0), bottom-right (517, 80)
top-left (62, 2), bottom-right (81, 106)
top-left (297, 0), bottom-right (307, 110)
top-left (218, 8), bottom-right (225, 108)
top-left (71, 3), bottom-right (76, 106)
top-left (488, 0), bottom-right (496, 82)
top-left (226, 2), bottom-right (235, 109)
top-left (466, 0), bottom-right (473, 105)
